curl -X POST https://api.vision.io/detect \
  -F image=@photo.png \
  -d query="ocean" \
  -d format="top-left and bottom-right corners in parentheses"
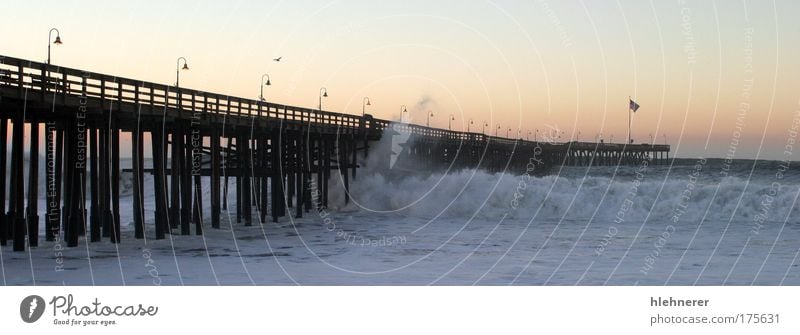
top-left (1, 150), bottom-right (799, 285)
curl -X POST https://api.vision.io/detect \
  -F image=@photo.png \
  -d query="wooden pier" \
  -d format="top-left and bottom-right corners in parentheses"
top-left (0, 55), bottom-right (669, 251)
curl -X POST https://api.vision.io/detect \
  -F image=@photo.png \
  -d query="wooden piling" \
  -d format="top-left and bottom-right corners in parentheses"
top-left (211, 128), bottom-right (221, 229)
top-left (89, 127), bottom-right (101, 242)
top-left (110, 125), bottom-right (121, 243)
top-left (11, 110), bottom-right (26, 251)
top-left (26, 120), bottom-right (40, 247)
top-left (44, 122), bottom-right (57, 242)
top-left (151, 129), bottom-right (168, 240)
top-left (100, 123), bottom-right (111, 239)
top-left (223, 136), bottom-right (232, 211)
top-left (241, 133), bottom-right (252, 226)
top-left (0, 118), bottom-right (7, 246)
top-left (132, 129), bottom-right (145, 239)
top-left (65, 117), bottom-right (86, 248)
top-left (260, 137), bottom-right (269, 222)
top-left (236, 135), bottom-right (242, 223)
top-left (191, 130), bottom-right (203, 235)
top-left (180, 125), bottom-right (192, 235)
top-left (342, 137), bottom-right (350, 205)
top-left (271, 131), bottom-right (285, 222)
top-left (170, 128), bottom-right (181, 230)
top-left (295, 133), bottom-right (304, 218)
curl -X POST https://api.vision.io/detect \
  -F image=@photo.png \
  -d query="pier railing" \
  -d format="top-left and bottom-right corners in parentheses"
top-left (0, 55), bottom-right (365, 130)
top-left (0, 54), bottom-right (670, 152)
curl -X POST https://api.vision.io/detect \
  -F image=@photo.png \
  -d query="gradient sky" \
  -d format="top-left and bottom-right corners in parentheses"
top-left (3, 0), bottom-right (799, 160)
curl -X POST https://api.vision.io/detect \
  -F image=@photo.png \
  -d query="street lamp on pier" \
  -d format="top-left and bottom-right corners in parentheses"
top-left (319, 87), bottom-right (328, 111)
top-left (362, 97), bottom-right (371, 117)
top-left (259, 74), bottom-right (271, 101)
top-left (176, 57), bottom-right (189, 87)
top-left (47, 28), bottom-right (62, 65)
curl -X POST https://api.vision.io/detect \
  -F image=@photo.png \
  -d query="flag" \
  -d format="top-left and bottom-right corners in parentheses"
top-left (629, 99), bottom-right (640, 113)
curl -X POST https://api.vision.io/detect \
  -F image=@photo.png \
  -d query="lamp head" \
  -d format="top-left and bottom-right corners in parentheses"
top-left (182, 63), bottom-right (189, 70)
top-left (366, 100), bottom-right (371, 106)
top-left (265, 79), bottom-right (271, 86)
top-left (53, 35), bottom-right (62, 45)
top-left (323, 91), bottom-right (328, 97)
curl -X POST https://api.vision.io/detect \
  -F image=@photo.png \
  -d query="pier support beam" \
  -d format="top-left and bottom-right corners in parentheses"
top-left (260, 137), bottom-right (269, 222)
top-left (111, 125), bottom-right (121, 243)
top-left (190, 128), bottom-right (203, 235)
top-left (65, 116), bottom-right (87, 248)
top-left (89, 127), bottom-right (100, 242)
top-left (26, 120), bottom-right (40, 247)
top-left (271, 131), bottom-right (285, 222)
top-left (44, 122), bottom-right (57, 241)
top-left (132, 129), bottom-right (144, 239)
top-left (180, 125), bottom-right (191, 235)
top-left (241, 133), bottom-right (252, 226)
top-left (100, 123), bottom-right (111, 239)
top-left (211, 128), bottom-right (221, 229)
top-left (170, 128), bottom-right (181, 230)
top-left (152, 129), bottom-right (168, 240)
top-left (11, 110), bottom-right (26, 251)
top-left (0, 118), bottom-right (7, 246)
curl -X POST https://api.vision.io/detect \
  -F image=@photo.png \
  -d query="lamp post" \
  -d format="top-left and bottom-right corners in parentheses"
top-left (362, 97), bottom-right (371, 117)
top-left (401, 105), bottom-right (408, 122)
top-left (176, 57), bottom-right (189, 87)
top-left (483, 122), bottom-right (488, 135)
top-left (427, 111), bottom-right (434, 127)
top-left (577, 131), bottom-right (581, 141)
top-left (259, 74), bottom-right (271, 101)
top-left (610, 134), bottom-right (615, 143)
top-left (47, 28), bottom-right (62, 65)
top-left (468, 119), bottom-right (474, 132)
top-left (495, 124), bottom-right (500, 136)
top-left (535, 129), bottom-right (539, 141)
top-left (527, 131), bottom-right (532, 141)
top-left (649, 133), bottom-right (654, 144)
top-left (448, 114), bottom-right (455, 130)
top-left (318, 87), bottom-right (328, 111)
top-left (507, 127), bottom-right (511, 138)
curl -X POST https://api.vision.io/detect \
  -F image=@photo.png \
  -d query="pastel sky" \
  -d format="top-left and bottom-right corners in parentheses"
top-left (2, 0), bottom-right (799, 160)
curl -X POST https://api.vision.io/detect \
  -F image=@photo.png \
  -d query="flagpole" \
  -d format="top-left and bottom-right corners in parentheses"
top-left (628, 96), bottom-right (631, 145)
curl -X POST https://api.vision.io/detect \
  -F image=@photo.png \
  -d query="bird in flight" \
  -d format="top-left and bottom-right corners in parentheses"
top-left (273, 57), bottom-right (282, 62)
